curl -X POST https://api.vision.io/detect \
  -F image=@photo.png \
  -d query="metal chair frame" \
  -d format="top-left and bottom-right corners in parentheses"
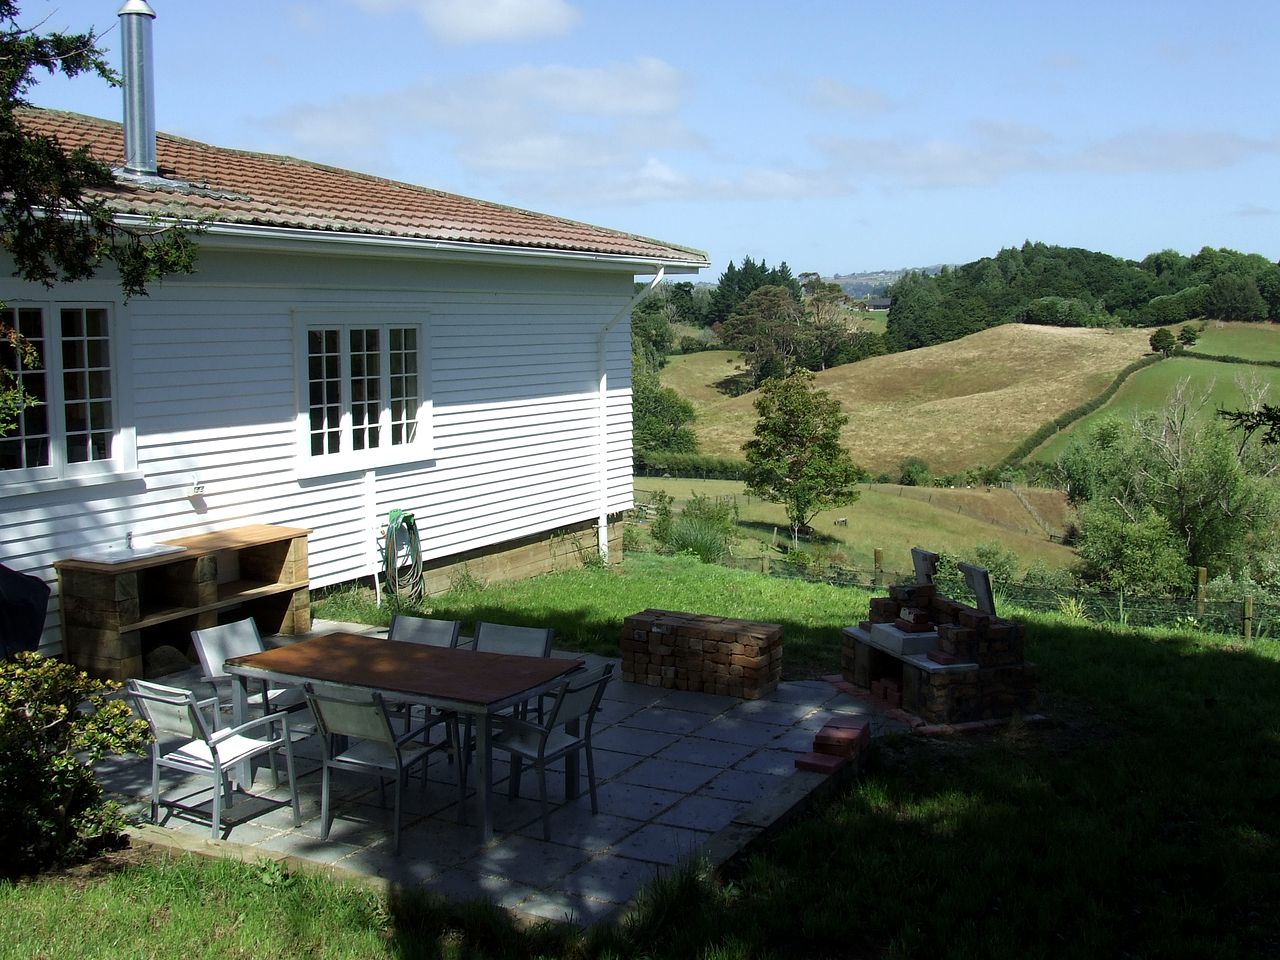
top-left (490, 663), bottom-right (614, 841)
top-left (127, 678), bottom-right (302, 840)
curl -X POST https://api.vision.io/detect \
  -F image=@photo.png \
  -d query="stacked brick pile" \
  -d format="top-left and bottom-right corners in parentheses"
top-left (794, 716), bottom-right (871, 774)
top-left (844, 581), bottom-right (1038, 723)
top-left (621, 609), bottom-right (783, 699)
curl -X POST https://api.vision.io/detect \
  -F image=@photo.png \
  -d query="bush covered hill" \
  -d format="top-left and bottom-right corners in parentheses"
top-left (887, 242), bottom-right (1280, 351)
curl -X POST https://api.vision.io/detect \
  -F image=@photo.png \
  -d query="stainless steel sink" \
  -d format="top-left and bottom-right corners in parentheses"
top-left (65, 540), bottom-right (188, 564)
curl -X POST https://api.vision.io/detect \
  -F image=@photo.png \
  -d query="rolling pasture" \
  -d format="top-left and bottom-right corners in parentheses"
top-left (634, 477), bottom-right (1078, 577)
top-left (668, 324), bottom-right (1152, 473)
top-left (1032, 355), bottom-right (1280, 460)
top-left (1188, 320), bottom-right (1280, 361)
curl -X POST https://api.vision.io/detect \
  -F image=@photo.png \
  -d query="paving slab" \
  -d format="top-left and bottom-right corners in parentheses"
top-left (108, 629), bottom-right (902, 930)
top-left (615, 757), bottom-right (721, 793)
top-left (609, 823), bottom-right (711, 865)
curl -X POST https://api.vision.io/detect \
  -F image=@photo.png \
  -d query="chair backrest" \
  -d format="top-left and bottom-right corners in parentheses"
top-left (304, 686), bottom-right (397, 745)
top-left (192, 618), bottom-right (264, 681)
top-left (473, 621), bottom-right (553, 658)
top-left (388, 615), bottom-right (461, 648)
top-left (127, 678), bottom-right (214, 743)
top-left (546, 663), bottom-right (614, 731)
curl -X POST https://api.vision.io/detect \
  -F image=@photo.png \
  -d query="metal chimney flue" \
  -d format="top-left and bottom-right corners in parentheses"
top-left (118, 0), bottom-right (157, 177)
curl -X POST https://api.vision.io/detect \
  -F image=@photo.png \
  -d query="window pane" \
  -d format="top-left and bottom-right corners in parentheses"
top-left (64, 371), bottom-right (86, 401)
top-left (386, 326), bottom-right (418, 447)
top-left (1, 307), bottom-right (51, 470)
top-left (349, 328), bottom-right (380, 451)
top-left (59, 308), bottom-right (114, 464)
top-left (84, 308), bottom-right (109, 338)
top-left (60, 309), bottom-right (83, 338)
top-left (306, 327), bottom-right (343, 456)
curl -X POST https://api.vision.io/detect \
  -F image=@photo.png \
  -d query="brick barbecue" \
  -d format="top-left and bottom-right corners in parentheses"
top-left (621, 609), bottom-right (783, 699)
top-left (842, 581), bottom-right (1038, 724)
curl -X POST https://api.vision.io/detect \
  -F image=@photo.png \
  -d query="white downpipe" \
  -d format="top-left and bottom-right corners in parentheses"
top-left (596, 266), bottom-right (666, 561)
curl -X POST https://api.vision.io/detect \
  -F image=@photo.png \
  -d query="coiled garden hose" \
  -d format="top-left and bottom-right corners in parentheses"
top-left (382, 509), bottom-right (424, 603)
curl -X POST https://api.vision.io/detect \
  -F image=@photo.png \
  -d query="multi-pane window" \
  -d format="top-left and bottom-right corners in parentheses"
top-left (1, 305), bottom-right (116, 477)
top-left (303, 320), bottom-right (426, 464)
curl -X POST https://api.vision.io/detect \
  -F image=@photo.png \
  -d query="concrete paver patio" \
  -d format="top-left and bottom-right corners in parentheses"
top-left (100, 621), bottom-right (902, 926)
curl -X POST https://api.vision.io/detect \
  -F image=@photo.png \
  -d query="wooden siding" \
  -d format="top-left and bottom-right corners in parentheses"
top-left (0, 248), bottom-right (640, 655)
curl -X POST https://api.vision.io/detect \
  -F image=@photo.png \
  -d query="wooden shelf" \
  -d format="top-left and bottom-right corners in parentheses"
top-left (56, 524), bottom-right (311, 681)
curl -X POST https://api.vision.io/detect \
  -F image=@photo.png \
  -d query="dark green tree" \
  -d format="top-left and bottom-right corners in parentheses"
top-left (631, 368), bottom-right (697, 458)
top-left (1177, 324), bottom-right (1199, 347)
top-left (743, 371), bottom-right (862, 542)
top-left (1203, 273), bottom-right (1267, 321)
top-left (1, 1), bottom-right (198, 433)
top-left (719, 285), bottom-right (808, 387)
top-left (1149, 327), bottom-right (1176, 356)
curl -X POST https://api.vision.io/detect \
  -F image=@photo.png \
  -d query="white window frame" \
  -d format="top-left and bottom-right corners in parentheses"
top-left (292, 308), bottom-right (433, 477)
top-left (0, 299), bottom-right (137, 492)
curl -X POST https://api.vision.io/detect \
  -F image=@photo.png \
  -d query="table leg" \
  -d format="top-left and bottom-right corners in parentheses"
top-left (477, 714), bottom-right (493, 842)
top-left (231, 675), bottom-right (252, 787)
top-left (565, 717), bottom-right (581, 801)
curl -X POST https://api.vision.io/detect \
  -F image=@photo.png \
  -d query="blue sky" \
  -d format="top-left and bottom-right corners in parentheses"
top-left (22, 0), bottom-right (1280, 279)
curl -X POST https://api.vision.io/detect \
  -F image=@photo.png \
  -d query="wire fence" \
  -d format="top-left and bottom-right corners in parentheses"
top-left (702, 551), bottom-right (1278, 641)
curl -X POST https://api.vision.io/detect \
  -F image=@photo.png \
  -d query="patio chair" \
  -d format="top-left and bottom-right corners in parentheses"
top-left (491, 662), bottom-right (615, 841)
top-left (385, 615), bottom-right (464, 745)
top-left (126, 678), bottom-right (302, 840)
top-left (458, 621), bottom-right (557, 776)
top-left (472, 621), bottom-right (554, 657)
top-left (192, 618), bottom-right (306, 717)
top-left (388, 614), bottom-right (462, 647)
top-left (304, 685), bottom-right (463, 853)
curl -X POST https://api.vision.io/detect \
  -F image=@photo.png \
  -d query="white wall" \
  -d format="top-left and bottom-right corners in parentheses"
top-left (0, 244), bottom-right (637, 654)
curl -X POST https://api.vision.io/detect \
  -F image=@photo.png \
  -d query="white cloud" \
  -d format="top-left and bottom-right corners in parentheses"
top-left (1232, 203), bottom-right (1278, 218)
top-left (810, 78), bottom-right (894, 114)
top-left (1079, 130), bottom-right (1280, 174)
top-left (354, 0), bottom-right (579, 43)
top-left (818, 121), bottom-right (1056, 189)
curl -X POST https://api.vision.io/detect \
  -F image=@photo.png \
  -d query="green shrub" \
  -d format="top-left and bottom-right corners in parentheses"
top-left (665, 516), bottom-right (731, 563)
top-left (0, 653), bottom-right (151, 876)
top-left (898, 457), bottom-right (931, 486)
top-left (972, 541), bottom-right (1019, 584)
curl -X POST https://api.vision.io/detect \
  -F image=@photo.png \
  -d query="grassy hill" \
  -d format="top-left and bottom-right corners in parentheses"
top-left (1032, 355), bottom-right (1280, 460)
top-left (1187, 320), bottom-right (1280, 361)
top-left (669, 324), bottom-right (1151, 474)
top-left (634, 477), bottom-right (1077, 577)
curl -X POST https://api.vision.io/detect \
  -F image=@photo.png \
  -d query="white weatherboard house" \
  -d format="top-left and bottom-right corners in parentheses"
top-left (1, 7), bottom-right (706, 663)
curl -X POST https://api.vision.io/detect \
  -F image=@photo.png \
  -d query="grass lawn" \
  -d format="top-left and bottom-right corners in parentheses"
top-left (1188, 320), bottom-right (1280, 361)
top-left (6, 556), bottom-right (1279, 959)
top-left (858, 309), bottom-right (889, 335)
top-left (686, 324), bottom-right (1151, 473)
top-left (635, 477), bottom-right (1077, 578)
top-left (1033, 356), bottom-right (1280, 461)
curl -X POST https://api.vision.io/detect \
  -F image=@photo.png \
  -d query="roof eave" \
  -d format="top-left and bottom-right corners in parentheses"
top-left (114, 215), bottom-right (708, 275)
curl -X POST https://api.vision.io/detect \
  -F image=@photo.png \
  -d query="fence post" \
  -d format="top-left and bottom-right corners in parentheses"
top-left (761, 555), bottom-right (769, 576)
top-left (1196, 567), bottom-right (1207, 617)
top-left (1244, 596), bottom-right (1254, 641)
top-left (873, 548), bottom-right (883, 587)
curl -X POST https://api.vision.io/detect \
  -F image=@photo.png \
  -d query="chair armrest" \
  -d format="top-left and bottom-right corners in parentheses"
top-left (212, 710), bottom-right (292, 742)
top-left (491, 714), bottom-right (543, 740)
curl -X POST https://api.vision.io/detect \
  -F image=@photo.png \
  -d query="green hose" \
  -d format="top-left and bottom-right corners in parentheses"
top-left (382, 509), bottom-right (424, 603)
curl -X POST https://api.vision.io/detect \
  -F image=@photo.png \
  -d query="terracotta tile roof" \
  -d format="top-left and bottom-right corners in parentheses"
top-left (17, 108), bottom-right (708, 267)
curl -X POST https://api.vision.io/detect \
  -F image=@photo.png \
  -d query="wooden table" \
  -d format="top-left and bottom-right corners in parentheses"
top-left (225, 632), bottom-right (583, 841)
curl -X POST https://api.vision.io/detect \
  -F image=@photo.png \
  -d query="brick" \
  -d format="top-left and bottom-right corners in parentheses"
top-left (894, 617), bottom-right (934, 634)
top-left (795, 751), bottom-right (848, 774)
top-left (898, 606), bottom-right (933, 626)
top-left (822, 716), bottom-right (871, 742)
top-left (928, 650), bottom-right (960, 665)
